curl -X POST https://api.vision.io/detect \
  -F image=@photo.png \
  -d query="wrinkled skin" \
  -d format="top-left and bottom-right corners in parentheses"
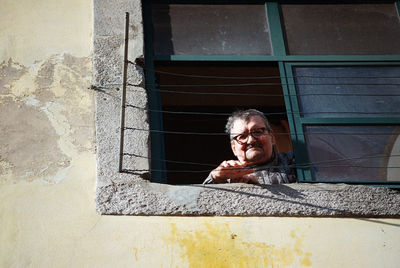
top-left (210, 115), bottom-right (275, 183)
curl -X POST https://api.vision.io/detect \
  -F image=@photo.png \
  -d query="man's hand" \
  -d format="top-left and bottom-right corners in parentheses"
top-left (210, 160), bottom-right (257, 184)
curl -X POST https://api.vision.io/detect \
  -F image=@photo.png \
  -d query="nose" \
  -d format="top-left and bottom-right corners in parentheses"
top-left (246, 133), bottom-right (257, 143)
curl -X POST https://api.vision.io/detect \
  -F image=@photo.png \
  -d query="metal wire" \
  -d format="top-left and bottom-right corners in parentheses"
top-left (132, 64), bottom-right (400, 80)
top-left (131, 87), bottom-right (400, 97)
top-left (125, 127), bottom-right (400, 137)
top-left (154, 82), bottom-right (400, 87)
top-left (129, 164), bottom-right (400, 174)
top-left (125, 152), bottom-right (400, 172)
top-left (91, 85), bottom-right (400, 116)
top-left (127, 104), bottom-right (400, 116)
top-left (124, 153), bottom-right (216, 167)
top-left (91, 73), bottom-right (400, 175)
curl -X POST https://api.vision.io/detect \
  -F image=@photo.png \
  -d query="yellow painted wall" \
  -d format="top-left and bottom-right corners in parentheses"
top-left (1, 1), bottom-right (399, 267)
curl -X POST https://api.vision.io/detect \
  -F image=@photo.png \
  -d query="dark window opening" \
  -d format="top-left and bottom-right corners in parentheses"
top-left (154, 61), bottom-right (292, 184)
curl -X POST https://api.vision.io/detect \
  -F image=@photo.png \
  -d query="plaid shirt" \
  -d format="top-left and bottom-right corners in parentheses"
top-left (203, 151), bottom-right (297, 185)
top-left (247, 151), bottom-right (297, 184)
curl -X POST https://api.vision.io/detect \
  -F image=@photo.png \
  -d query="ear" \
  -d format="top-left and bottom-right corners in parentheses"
top-left (270, 133), bottom-right (276, 145)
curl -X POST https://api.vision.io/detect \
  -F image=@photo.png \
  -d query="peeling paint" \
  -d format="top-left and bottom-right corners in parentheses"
top-left (0, 100), bottom-right (70, 182)
top-left (163, 222), bottom-right (312, 267)
top-left (35, 59), bottom-right (55, 89)
top-left (0, 54), bottom-right (94, 183)
top-left (0, 159), bottom-right (13, 178)
top-left (0, 59), bottom-right (27, 94)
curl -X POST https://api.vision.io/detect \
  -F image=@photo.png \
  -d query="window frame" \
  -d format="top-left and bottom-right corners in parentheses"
top-left (144, 1), bottom-right (287, 183)
top-left (284, 61), bottom-right (400, 185)
top-left (144, 0), bottom-right (400, 186)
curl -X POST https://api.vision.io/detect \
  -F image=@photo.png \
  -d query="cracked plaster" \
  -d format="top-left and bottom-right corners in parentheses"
top-left (0, 55), bottom-right (94, 183)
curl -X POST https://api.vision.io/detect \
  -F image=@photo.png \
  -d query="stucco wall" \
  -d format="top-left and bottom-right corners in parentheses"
top-left (1, 0), bottom-right (400, 267)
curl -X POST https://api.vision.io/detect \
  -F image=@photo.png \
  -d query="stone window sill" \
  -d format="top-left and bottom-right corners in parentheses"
top-left (96, 181), bottom-right (400, 216)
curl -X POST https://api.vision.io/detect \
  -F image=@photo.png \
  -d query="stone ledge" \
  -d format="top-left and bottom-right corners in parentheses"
top-left (96, 182), bottom-right (400, 217)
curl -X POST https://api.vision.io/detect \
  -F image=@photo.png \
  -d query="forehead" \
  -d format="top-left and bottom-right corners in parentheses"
top-left (231, 115), bottom-right (266, 132)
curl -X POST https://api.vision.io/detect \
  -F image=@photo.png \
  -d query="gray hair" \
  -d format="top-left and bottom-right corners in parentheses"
top-left (225, 109), bottom-right (271, 139)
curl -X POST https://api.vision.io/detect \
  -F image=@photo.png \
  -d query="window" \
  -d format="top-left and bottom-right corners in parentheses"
top-left (93, 0), bottom-right (400, 216)
top-left (155, 61), bottom-right (290, 184)
top-left (146, 2), bottom-right (292, 184)
top-left (143, 0), bottom-right (400, 186)
top-left (280, 3), bottom-right (400, 55)
top-left (286, 63), bottom-right (400, 183)
top-left (152, 4), bottom-right (272, 55)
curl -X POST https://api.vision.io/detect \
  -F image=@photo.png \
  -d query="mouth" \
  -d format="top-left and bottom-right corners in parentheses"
top-left (245, 142), bottom-right (262, 151)
top-left (244, 143), bottom-right (264, 162)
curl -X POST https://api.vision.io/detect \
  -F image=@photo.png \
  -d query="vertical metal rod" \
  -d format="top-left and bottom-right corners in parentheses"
top-left (119, 12), bottom-right (129, 172)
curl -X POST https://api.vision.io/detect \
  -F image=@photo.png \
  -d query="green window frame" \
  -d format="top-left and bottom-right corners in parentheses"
top-left (144, 0), bottom-right (400, 186)
top-left (283, 62), bottom-right (400, 186)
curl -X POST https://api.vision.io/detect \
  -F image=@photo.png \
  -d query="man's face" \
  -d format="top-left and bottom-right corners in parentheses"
top-left (230, 115), bottom-right (275, 165)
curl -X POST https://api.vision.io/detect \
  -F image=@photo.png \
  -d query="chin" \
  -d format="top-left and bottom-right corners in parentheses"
top-left (245, 153), bottom-right (264, 163)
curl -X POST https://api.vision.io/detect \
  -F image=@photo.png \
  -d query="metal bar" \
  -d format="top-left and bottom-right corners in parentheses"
top-left (119, 12), bottom-right (129, 172)
top-left (266, 2), bottom-right (286, 57)
top-left (153, 54), bottom-right (400, 62)
top-left (284, 62), bottom-right (311, 181)
top-left (300, 117), bottom-right (400, 125)
top-left (143, 1), bottom-right (167, 183)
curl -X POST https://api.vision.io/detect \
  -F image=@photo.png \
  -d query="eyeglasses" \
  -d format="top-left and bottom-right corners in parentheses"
top-left (232, 127), bottom-right (268, 145)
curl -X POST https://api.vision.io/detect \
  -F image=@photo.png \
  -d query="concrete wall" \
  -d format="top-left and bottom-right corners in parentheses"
top-left (1, 0), bottom-right (400, 267)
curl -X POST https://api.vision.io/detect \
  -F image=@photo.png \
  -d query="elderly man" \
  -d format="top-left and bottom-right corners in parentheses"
top-left (203, 109), bottom-right (296, 185)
